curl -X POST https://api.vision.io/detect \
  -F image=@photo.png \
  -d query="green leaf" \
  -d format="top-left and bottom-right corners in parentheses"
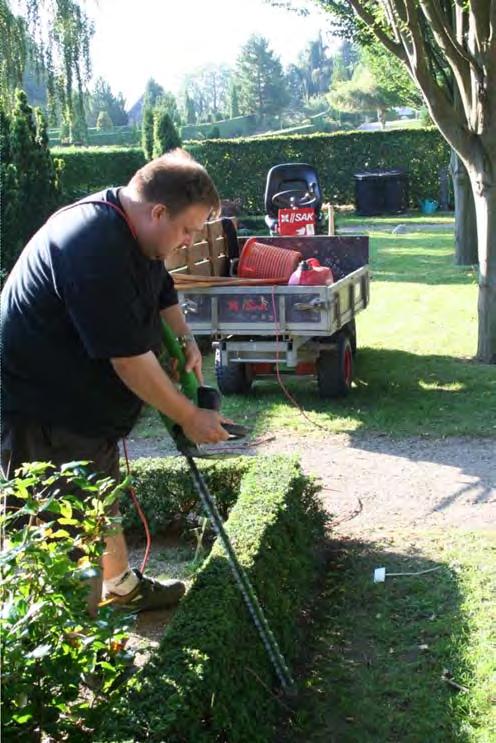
top-left (12, 712), bottom-right (33, 724)
top-left (59, 501), bottom-right (73, 519)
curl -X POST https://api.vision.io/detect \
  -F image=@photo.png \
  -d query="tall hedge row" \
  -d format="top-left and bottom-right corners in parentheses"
top-left (53, 128), bottom-right (450, 213)
top-left (52, 146), bottom-right (146, 201)
top-left (187, 127), bottom-right (450, 213)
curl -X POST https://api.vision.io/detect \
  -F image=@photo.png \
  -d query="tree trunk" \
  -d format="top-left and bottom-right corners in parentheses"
top-left (450, 150), bottom-right (478, 265)
top-left (470, 177), bottom-right (496, 363)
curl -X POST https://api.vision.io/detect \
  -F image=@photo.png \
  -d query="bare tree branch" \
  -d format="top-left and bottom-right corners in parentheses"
top-left (469, 0), bottom-right (492, 52)
top-left (393, 0), bottom-right (471, 157)
top-left (421, 0), bottom-right (482, 71)
top-left (381, 0), bottom-right (403, 45)
top-left (419, 0), bottom-right (475, 124)
top-left (346, 0), bottom-right (407, 59)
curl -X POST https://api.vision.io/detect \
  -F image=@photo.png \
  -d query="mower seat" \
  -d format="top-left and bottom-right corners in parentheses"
top-left (264, 163), bottom-right (324, 222)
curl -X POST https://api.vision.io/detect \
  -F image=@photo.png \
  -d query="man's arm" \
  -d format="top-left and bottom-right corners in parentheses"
top-left (160, 303), bottom-right (203, 383)
top-left (160, 303), bottom-right (190, 336)
top-left (111, 351), bottom-right (228, 444)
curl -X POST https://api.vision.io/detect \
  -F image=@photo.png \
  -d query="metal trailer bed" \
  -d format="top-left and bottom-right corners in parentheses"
top-left (178, 235), bottom-right (370, 398)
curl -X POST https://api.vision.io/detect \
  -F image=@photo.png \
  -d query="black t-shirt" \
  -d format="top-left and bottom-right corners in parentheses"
top-left (1, 188), bottom-right (178, 439)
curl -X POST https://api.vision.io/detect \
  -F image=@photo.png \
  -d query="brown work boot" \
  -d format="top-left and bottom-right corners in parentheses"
top-left (105, 569), bottom-right (186, 612)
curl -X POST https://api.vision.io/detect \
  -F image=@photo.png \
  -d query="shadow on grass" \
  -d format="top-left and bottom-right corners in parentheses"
top-left (368, 233), bottom-right (477, 285)
top-left (280, 538), bottom-right (475, 743)
top-left (217, 347), bottom-right (495, 439)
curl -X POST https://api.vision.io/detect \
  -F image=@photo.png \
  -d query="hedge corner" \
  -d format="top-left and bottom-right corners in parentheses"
top-left (99, 455), bottom-right (328, 743)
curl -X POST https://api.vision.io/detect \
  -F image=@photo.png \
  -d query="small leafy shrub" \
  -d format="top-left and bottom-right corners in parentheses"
top-left (1, 90), bottom-right (63, 274)
top-left (1, 463), bottom-right (131, 741)
top-left (152, 109), bottom-right (182, 157)
top-left (120, 456), bottom-right (252, 535)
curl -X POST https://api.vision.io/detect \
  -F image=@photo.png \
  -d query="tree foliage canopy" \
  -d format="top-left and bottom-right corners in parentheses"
top-left (1, 0), bottom-right (93, 138)
top-left (236, 34), bottom-right (289, 118)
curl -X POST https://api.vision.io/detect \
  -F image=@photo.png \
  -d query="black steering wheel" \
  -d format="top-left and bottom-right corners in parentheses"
top-left (272, 189), bottom-right (317, 208)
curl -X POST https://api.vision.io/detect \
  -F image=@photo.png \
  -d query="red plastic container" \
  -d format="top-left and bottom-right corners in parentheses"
top-left (288, 259), bottom-right (334, 286)
top-left (238, 239), bottom-right (302, 281)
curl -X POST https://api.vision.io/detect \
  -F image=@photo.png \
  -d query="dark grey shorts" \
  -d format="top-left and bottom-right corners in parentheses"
top-left (1, 418), bottom-right (121, 518)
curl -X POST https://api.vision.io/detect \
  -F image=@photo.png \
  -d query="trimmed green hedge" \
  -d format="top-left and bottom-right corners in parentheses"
top-left (99, 456), bottom-right (327, 742)
top-left (181, 115), bottom-right (257, 141)
top-left (187, 127), bottom-right (450, 212)
top-left (120, 456), bottom-right (252, 535)
top-left (52, 146), bottom-right (146, 201)
top-left (52, 128), bottom-right (449, 213)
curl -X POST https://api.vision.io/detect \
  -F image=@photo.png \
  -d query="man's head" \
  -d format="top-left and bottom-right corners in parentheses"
top-left (123, 149), bottom-right (220, 261)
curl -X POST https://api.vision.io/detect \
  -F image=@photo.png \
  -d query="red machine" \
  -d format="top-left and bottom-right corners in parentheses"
top-left (264, 163), bottom-right (323, 237)
top-left (278, 207), bottom-right (316, 236)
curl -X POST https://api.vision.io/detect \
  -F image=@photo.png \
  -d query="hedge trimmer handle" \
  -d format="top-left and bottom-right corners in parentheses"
top-left (160, 321), bottom-right (249, 455)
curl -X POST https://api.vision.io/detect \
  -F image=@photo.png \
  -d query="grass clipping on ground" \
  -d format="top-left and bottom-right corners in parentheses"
top-left (282, 529), bottom-right (496, 743)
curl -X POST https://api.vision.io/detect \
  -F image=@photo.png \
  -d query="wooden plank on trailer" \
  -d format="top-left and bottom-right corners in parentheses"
top-left (167, 219), bottom-right (228, 275)
top-left (211, 235), bottom-right (227, 258)
top-left (207, 221), bottom-right (228, 276)
top-left (170, 265), bottom-right (189, 275)
top-left (213, 255), bottom-right (228, 276)
top-left (188, 241), bottom-right (210, 263)
top-left (166, 246), bottom-right (189, 270)
top-left (191, 260), bottom-right (212, 276)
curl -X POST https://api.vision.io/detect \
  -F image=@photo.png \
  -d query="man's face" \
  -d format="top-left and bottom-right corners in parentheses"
top-left (143, 203), bottom-right (210, 261)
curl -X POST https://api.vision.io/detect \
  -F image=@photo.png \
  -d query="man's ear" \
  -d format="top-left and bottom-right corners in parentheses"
top-left (151, 203), bottom-right (168, 222)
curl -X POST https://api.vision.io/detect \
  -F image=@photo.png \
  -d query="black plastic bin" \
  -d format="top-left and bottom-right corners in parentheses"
top-left (354, 169), bottom-right (408, 216)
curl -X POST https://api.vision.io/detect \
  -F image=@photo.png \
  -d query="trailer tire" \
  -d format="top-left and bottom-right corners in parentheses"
top-left (347, 319), bottom-right (357, 356)
top-left (215, 350), bottom-right (252, 395)
top-left (317, 333), bottom-right (353, 398)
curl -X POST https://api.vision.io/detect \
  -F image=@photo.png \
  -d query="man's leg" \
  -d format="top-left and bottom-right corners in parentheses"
top-left (102, 530), bottom-right (129, 580)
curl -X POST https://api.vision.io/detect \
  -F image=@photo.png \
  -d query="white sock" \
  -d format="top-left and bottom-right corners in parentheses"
top-left (103, 567), bottom-right (140, 596)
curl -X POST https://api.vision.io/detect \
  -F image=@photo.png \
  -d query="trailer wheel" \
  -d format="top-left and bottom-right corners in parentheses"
top-left (215, 349), bottom-right (252, 395)
top-left (317, 333), bottom-right (353, 398)
top-left (347, 319), bottom-right (357, 356)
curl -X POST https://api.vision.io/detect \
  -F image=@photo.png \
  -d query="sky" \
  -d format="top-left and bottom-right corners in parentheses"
top-left (88, 0), bottom-right (339, 108)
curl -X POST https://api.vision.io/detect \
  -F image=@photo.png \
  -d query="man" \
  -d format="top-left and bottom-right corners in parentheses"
top-left (1, 148), bottom-right (230, 613)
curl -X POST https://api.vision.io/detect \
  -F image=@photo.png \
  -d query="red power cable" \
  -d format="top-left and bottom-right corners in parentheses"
top-left (270, 285), bottom-right (330, 433)
top-left (122, 438), bottom-right (151, 573)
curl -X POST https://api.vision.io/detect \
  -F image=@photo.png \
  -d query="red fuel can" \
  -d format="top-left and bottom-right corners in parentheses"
top-left (288, 259), bottom-right (334, 286)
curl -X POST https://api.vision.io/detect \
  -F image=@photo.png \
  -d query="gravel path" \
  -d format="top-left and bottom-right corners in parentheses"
top-left (123, 432), bottom-right (495, 533)
top-left (123, 431), bottom-right (494, 665)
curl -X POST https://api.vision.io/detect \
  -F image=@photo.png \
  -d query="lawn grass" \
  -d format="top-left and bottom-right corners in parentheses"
top-left (280, 529), bottom-right (496, 743)
top-left (239, 211), bottom-right (455, 235)
top-left (134, 224), bottom-right (494, 441)
top-left (335, 211), bottom-right (455, 226)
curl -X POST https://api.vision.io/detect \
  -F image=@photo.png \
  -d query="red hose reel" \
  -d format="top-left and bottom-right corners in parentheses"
top-left (237, 239), bottom-right (302, 282)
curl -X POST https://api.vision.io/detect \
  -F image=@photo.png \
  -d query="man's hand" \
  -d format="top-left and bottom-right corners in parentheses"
top-left (184, 338), bottom-right (204, 384)
top-left (180, 408), bottom-right (230, 445)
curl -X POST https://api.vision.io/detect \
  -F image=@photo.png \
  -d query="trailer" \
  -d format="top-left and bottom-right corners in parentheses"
top-left (176, 234), bottom-right (369, 398)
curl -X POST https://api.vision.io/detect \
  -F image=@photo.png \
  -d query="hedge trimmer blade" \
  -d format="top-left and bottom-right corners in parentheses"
top-left (183, 451), bottom-right (295, 693)
top-left (171, 422), bottom-right (252, 459)
top-left (158, 320), bottom-right (295, 691)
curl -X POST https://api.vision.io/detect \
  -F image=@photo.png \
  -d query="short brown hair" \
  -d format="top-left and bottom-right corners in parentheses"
top-left (130, 149), bottom-right (220, 218)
